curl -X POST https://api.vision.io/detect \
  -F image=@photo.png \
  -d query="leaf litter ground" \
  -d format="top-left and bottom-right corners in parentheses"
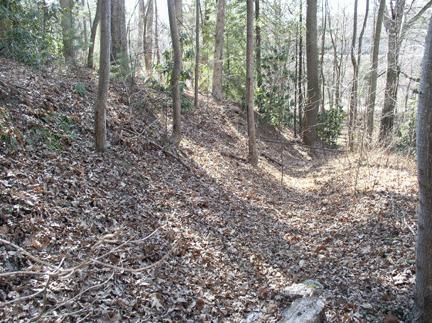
top-left (0, 58), bottom-right (417, 322)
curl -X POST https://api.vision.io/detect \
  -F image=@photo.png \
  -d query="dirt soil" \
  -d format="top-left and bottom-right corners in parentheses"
top-left (0, 58), bottom-right (418, 322)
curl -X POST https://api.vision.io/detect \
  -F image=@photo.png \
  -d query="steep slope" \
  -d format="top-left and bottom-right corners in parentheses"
top-left (0, 58), bottom-right (417, 322)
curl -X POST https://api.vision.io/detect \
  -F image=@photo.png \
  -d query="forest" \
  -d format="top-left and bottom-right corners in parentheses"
top-left (0, 0), bottom-right (432, 321)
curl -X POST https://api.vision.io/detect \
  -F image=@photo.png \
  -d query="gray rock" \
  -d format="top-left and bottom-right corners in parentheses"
top-left (282, 280), bottom-right (324, 298)
top-left (281, 297), bottom-right (325, 323)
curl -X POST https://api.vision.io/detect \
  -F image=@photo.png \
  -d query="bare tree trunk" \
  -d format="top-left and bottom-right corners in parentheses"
top-left (95, 0), bottom-right (111, 152)
top-left (379, 0), bottom-right (405, 142)
top-left (111, 0), bottom-right (129, 74)
top-left (81, 0), bottom-right (88, 57)
top-left (348, 0), bottom-right (358, 151)
top-left (144, 0), bottom-right (154, 77)
top-left (138, 0), bottom-right (145, 74)
top-left (87, 0), bottom-right (100, 69)
top-left (59, 0), bottom-right (76, 65)
top-left (366, 0), bottom-right (385, 141)
top-left (194, 0), bottom-right (200, 110)
top-left (303, 0), bottom-right (320, 146)
top-left (319, 0), bottom-right (327, 114)
top-left (348, 0), bottom-right (369, 150)
top-left (255, 0), bottom-right (262, 92)
top-left (175, 0), bottom-right (183, 25)
top-left (246, 0), bottom-right (258, 165)
top-left (212, 0), bottom-right (226, 101)
top-left (168, 0), bottom-right (182, 146)
top-left (294, 30), bottom-right (298, 138)
top-left (298, 0), bottom-right (304, 136)
top-left (154, 0), bottom-right (160, 66)
top-left (415, 14), bottom-right (432, 322)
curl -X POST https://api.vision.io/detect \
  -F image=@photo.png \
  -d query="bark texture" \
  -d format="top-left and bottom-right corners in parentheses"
top-left (95, 0), bottom-right (111, 152)
top-left (379, 0), bottom-right (405, 142)
top-left (212, 0), bottom-right (226, 101)
top-left (168, 0), bottom-right (182, 146)
top-left (366, 0), bottom-right (385, 140)
top-left (194, 0), bottom-right (200, 110)
top-left (59, 0), bottom-right (76, 64)
top-left (87, 0), bottom-right (100, 69)
top-left (145, 0), bottom-right (154, 77)
top-left (303, 0), bottom-right (320, 146)
top-left (246, 0), bottom-right (258, 165)
top-left (110, 0), bottom-right (128, 73)
top-left (415, 14), bottom-right (432, 323)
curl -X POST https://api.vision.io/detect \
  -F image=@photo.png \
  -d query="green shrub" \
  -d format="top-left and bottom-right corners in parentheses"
top-left (317, 107), bottom-right (345, 147)
top-left (0, 1), bottom-right (62, 67)
top-left (73, 82), bottom-right (87, 97)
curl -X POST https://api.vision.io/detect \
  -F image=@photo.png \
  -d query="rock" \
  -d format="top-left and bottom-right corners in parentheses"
top-left (280, 297), bottom-right (325, 323)
top-left (282, 280), bottom-right (324, 298)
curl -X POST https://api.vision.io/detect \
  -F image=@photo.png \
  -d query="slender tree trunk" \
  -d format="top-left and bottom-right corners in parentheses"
top-left (294, 32), bottom-right (298, 138)
top-left (168, 0), bottom-right (182, 146)
top-left (144, 0), bottom-right (154, 77)
top-left (319, 0), bottom-right (327, 114)
top-left (303, 0), bottom-right (320, 146)
top-left (111, 0), bottom-right (129, 74)
top-left (298, 0), bottom-right (304, 136)
top-left (175, 0), bottom-right (183, 25)
top-left (87, 0), bottom-right (100, 69)
top-left (349, 0), bottom-right (369, 150)
top-left (348, 0), bottom-right (358, 151)
top-left (138, 0), bottom-right (145, 74)
top-left (246, 0), bottom-right (258, 165)
top-left (194, 0), bottom-right (200, 110)
top-left (415, 14), bottom-right (432, 322)
top-left (212, 0), bottom-right (226, 101)
top-left (379, 0), bottom-right (405, 142)
top-left (81, 0), bottom-right (88, 55)
top-left (59, 0), bottom-right (76, 64)
top-left (95, 0), bottom-right (111, 152)
top-left (154, 0), bottom-right (160, 66)
top-left (255, 0), bottom-right (262, 91)
top-left (366, 0), bottom-right (385, 140)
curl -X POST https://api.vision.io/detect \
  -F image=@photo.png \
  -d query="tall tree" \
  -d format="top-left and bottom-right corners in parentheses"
top-left (319, 0), bottom-right (327, 114)
top-left (194, 0), bottom-right (200, 110)
top-left (138, 0), bottom-right (146, 74)
top-left (366, 0), bottom-right (385, 140)
top-left (255, 0), bottom-right (262, 92)
top-left (246, 0), bottom-right (258, 165)
top-left (168, 0), bottom-right (182, 146)
top-left (212, 0), bottom-right (226, 101)
top-left (298, 0), bottom-right (304, 136)
top-left (303, 0), bottom-right (320, 146)
top-left (111, 0), bottom-right (128, 74)
top-left (348, 0), bottom-right (369, 150)
top-left (59, 0), bottom-right (76, 64)
top-left (95, 0), bottom-right (111, 152)
top-left (144, 0), bottom-right (154, 77)
top-left (87, 0), bottom-right (100, 69)
top-left (380, 0), bottom-right (432, 142)
top-left (415, 13), bottom-right (432, 322)
top-left (154, 0), bottom-right (161, 67)
top-left (81, 0), bottom-right (88, 54)
top-left (175, 0), bottom-right (183, 25)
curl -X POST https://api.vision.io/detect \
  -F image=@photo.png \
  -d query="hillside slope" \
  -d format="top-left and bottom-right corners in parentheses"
top-left (0, 59), bottom-right (417, 322)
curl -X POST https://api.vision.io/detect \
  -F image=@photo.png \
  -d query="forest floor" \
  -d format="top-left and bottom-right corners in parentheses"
top-left (0, 58), bottom-right (418, 322)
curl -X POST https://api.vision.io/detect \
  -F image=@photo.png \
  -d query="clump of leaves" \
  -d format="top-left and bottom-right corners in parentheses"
top-left (317, 107), bottom-right (345, 147)
top-left (73, 82), bottom-right (87, 97)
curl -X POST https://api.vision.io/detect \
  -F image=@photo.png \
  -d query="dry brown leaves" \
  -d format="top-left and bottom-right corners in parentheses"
top-left (0, 58), bottom-right (417, 322)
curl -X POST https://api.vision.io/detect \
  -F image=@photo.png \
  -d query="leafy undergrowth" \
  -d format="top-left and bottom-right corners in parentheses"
top-left (0, 58), bottom-right (417, 322)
